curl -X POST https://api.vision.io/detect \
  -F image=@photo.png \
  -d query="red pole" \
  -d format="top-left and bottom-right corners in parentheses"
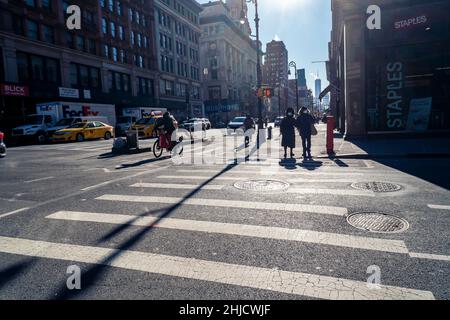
top-left (326, 116), bottom-right (335, 155)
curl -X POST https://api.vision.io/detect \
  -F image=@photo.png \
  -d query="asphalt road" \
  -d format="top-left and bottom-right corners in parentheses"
top-left (0, 126), bottom-right (449, 300)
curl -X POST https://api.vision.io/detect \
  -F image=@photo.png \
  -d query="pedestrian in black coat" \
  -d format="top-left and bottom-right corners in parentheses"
top-left (296, 107), bottom-right (315, 159)
top-left (280, 108), bottom-right (296, 159)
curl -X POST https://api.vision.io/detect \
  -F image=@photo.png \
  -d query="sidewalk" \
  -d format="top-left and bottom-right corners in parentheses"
top-left (309, 124), bottom-right (450, 159)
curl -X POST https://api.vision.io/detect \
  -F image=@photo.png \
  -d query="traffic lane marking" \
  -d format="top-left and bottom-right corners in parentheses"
top-left (0, 236), bottom-right (435, 300)
top-left (96, 194), bottom-right (348, 216)
top-left (46, 211), bottom-right (408, 254)
top-left (131, 183), bottom-right (224, 190)
top-left (24, 176), bottom-right (55, 184)
top-left (428, 204), bottom-right (450, 210)
top-left (0, 207), bottom-right (31, 219)
top-left (157, 175), bottom-right (356, 183)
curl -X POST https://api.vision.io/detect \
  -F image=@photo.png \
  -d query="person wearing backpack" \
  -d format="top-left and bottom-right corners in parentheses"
top-left (296, 107), bottom-right (316, 159)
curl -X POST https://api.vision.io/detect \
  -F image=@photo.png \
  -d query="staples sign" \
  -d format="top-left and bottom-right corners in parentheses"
top-left (0, 84), bottom-right (29, 97)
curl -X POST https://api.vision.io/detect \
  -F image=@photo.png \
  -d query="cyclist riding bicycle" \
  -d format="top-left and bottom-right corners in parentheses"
top-left (154, 112), bottom-right (177, 150)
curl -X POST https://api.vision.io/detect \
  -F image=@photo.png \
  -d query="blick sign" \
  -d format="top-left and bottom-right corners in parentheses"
top-left (0, 84), bottom-right (29, 97)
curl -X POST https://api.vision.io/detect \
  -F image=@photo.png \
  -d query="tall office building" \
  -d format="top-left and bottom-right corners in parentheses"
top-left (298, 68), bottom-right (307, 88)
top-left (262, 40), bottom-right (288, 89)
top-left (154, 0), bottom-right (203, 120)
top-left (315, 78), bottom-right (321, 99)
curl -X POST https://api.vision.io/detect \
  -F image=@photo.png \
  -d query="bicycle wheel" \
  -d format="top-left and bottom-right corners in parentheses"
top-left (153, 139), bottom-right (163, 158)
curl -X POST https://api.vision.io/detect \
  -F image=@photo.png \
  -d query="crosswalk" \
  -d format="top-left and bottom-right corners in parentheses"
top-left (0, 161), bottom-right (446, 299)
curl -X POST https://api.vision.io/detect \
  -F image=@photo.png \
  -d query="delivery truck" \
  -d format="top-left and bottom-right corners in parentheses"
top-left (11, 102), bottom-right (116, 143)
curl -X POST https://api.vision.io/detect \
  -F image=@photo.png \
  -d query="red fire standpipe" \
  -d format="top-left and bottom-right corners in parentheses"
top-left (326, 116), bottom-right (335, 155)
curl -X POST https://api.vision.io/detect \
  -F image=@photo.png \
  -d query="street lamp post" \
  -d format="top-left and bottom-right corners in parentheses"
top-left (240, 0), bottom-right (263, 150)
top-left (288, 61), bottom-right (299, 113)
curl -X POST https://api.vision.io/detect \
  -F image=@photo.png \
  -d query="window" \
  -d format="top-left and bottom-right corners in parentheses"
top-left (25, 0), bottom-right (36, 7)
top-left (26, 20), bottom-right (39, 40)
top-left (109, 71), bottom-right (130, 92)
top-left (70, 63), bottom-right (101, 89)
top-left (108, 0), bottom-right (114, 12)
top-left (117, 1), bottom-right (122, 15)
top-left (42, 25), bottom-right (54, 43)
top-left (76, 35), bottom-right (85, 51)
top-left (88, 39), bottom-right (96, 55)
top-left (112, 47), bottom-right (118, 62)
top-left (17, 52), bottom-right (60, 84)
top-left (12, 15), bottom-right (24, 35)
top-left (102, 18), bottom-right (107, 34)
top-left (110, 22), bottom-right (116, 37)
top-left (138, 77), bottom-right (154, 96)
top-left (119, 25), bottom-right (124, 40)
top-left (159, 79), bottom-right (174, 96)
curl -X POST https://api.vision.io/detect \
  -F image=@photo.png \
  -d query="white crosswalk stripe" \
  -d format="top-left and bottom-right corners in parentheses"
top-left (157, 175), bottom-right (356, 183)
top-left (428, 204), bottom-right (450, 210)
top-left (175, 169), bottom-right (365, 176)
top-left (0, 236), bottom-right (435, 300)
top-left (46, 211), bottom-right (408, 254)
top-left (130, 182), bottom-right (374, 197)
top-left (96, 194), bottom-right (348, 216)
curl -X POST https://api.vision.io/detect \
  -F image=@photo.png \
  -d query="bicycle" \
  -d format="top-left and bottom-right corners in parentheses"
top-left (153, 129), bottom-right (184, 158)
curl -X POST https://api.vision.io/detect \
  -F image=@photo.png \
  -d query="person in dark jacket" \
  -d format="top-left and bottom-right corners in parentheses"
top-left (296, 107), bottom-right (315, 159)
top-left (243, 115), bottom-right (255, 147)
top-left (280, 108), bottom-right (296, 159)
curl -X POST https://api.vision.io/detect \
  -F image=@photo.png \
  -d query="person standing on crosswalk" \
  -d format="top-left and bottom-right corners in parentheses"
top-left (296, 107), bottom-right (315, 159)
top-left (280, 108), bottom-right (296, 159)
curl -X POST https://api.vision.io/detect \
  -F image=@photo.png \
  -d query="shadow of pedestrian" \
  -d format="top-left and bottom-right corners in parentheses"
top-left (298, 159), bottom-right (323, 171)
top-left (116, 156), bottom-right (171, 169)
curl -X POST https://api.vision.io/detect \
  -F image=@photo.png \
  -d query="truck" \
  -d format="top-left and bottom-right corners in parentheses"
top-left (11, 102), bottom-right (116, 143)
top-left (116, 107), bottom-right (167, 136)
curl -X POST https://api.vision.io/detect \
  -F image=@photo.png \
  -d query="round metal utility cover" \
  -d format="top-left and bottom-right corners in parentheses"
top-left (346, 212), bottom-right (409, 233)
top-left (234, 180), bottom-right (290, 192)
top-left (351, 182), bottom-right (402, 193)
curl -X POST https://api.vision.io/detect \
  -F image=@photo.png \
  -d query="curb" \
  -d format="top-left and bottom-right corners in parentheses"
top-left (315, 153), bottom-right (450, 160)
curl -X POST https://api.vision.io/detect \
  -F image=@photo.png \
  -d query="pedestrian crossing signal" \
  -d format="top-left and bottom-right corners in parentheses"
top-left (257, 88), bottom-right (274, 97)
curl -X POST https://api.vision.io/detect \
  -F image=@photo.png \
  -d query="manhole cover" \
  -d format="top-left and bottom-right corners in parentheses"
top-left (351, 182), bottom-right (402, 192)
top-left (346, 212), bottom-right (409, 233)
top-left (234, 180), bottom-right (290, 191)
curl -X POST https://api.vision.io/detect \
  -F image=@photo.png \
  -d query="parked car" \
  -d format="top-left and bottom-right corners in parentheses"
top-left (52, 121), bottom-right (114, 142)
top-left (227, 117), bottom-right (246, 133)
top-left (274, 116), bottom-right (284, 127)
top-left (0, 131), bottom-right (6, 158)
top-left (180, 118), bottom-right (207, 131)
top-left (47, 116), bottom-right (109, 139)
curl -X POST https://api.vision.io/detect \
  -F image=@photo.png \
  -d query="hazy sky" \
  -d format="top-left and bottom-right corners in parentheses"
top-left (198, 0), bottom-right (332, 94)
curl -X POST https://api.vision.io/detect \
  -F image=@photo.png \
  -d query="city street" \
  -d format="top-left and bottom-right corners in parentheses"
top-left (0, 124), bottom-right (449, 300)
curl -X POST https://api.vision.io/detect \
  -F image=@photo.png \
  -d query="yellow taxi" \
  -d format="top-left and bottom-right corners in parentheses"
top-left (131, 114), bottom-right (162, 138)
top-left (52, 121), bottom-right (114, 142)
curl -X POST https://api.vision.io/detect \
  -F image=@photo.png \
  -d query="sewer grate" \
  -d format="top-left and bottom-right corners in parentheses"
top-left (351, 182), bottom-right (402, 192)
top-left (234, 180), bottom-right (290, 192)
top-left (346, 212), bottom-right (409, 233)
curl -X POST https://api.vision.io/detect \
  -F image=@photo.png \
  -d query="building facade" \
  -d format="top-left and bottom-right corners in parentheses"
top-left (262, 40), bottom-right (288, 90)
top-left (0, 0), bottom-right (159, 131)
top-left (154, 0), bottom-right (203, 121)
top-left (329, 0), bottom-right (450, 138)
top-left (199, 0), bottom-right (257, 124)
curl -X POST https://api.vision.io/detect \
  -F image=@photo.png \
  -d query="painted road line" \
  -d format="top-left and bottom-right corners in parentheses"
top-left (0, 236), bottom-right (434, 300)
top-left (80, 165), bottom-right (171, 191)
top-left (0, 207), bottom-right (31, 219)
top-left (409, 252), bottom-right (450, 262)
top-left (175, 169), bottom-right (365, 176)
top-left (130, 183), bottom-right (224, 190)
top-left (130, 182), bottom-right (373, 197)
top-left (158, 175), bottom-right (356, 183)
top-left (46, 211), bottom-right (408, 254)
top-left (427, 204), bottom-right (450, 210)
top-left (287, 188), bottom-right (375, 197)
top-left (24, 176), bottom-right (55, 184)
top-left (96, 194), bottom-right (348, 215)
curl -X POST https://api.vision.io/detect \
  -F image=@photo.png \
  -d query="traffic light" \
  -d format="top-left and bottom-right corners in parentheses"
top-left (257, 87), bottom-right (274, 98)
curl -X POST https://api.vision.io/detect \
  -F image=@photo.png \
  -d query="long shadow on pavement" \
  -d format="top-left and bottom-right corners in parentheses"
top-left (48, 163), bottom-right (238, 300)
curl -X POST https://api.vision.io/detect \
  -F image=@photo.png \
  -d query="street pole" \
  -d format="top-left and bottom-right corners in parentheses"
top-left (289, 61), bottom-right (299, 113)
top-left (278, 86), bottom-right (281, 117)
top-left (254, 0), bottom-right (263, 151)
